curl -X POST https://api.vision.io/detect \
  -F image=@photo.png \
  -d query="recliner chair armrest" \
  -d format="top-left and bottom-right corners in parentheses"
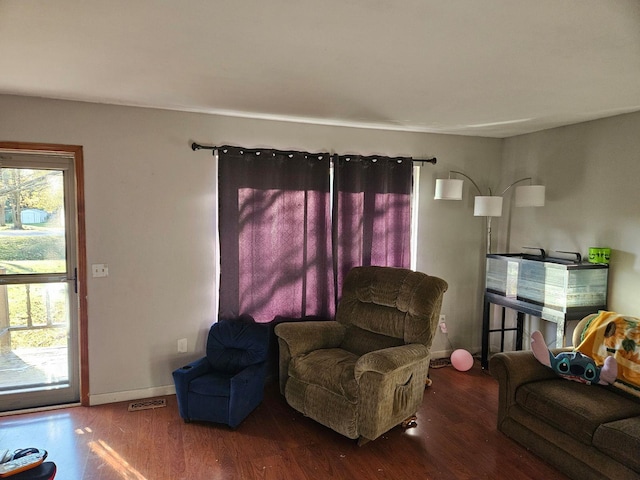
top-left (173, 357), bottom-right (212, 385)
top-left (355, 344), bottom-right (431, 441)
top-left (275, 321), bottom-right (345, 357)
top-left (228, 362), bottom-right (268, 428)
top-left (354, 344), bottom-right (429, 382)
top-left (231, 361), bottom-right (266, 383)
top-left (275, 321), bottom-right (346, 394)
top-left (172, 357), bottom-right (212, 421)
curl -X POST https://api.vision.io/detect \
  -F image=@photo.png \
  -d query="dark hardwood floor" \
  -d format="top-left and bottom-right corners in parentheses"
top-left (0, 362), bottom-right (569, 480)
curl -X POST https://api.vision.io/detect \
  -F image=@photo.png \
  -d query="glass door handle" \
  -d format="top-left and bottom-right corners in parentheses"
top-left (67, 268), bottom-right (78, 294)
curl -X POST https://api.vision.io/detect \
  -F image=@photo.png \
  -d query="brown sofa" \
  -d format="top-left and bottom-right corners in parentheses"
top-left (491, 318), bottom-right (640, 480)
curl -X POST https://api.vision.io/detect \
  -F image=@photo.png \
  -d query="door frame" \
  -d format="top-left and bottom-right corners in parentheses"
top-left (0, 141), bottom-right (89, 406)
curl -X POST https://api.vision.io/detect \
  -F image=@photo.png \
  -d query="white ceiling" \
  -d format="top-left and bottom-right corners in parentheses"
top-left (1, 0), bottom-right (639, 138)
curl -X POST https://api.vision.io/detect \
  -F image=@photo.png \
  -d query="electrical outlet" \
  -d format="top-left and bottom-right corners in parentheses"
top-left (439, 314), bottom-right (448, 333)
top-left (177, 338), bottom-right (188, 353)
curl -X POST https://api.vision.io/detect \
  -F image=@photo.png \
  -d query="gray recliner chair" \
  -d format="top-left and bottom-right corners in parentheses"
top-left (275, 266), bottom-right (448, 444)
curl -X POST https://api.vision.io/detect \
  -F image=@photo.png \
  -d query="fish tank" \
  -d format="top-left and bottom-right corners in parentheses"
top-left (486, 253), bottom-right (608, 312)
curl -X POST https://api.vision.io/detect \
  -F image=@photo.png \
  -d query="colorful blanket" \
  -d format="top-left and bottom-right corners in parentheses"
top-left (576, 311), bottom-right (640, 398)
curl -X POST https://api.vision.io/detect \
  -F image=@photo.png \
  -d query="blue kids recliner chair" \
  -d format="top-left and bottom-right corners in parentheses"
top-left (172, 315), bottom-right (269, 428)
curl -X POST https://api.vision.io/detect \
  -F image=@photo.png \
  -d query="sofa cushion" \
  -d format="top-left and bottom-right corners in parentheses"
top-left (516, 379), bottom-right (640, 445)
top-left (593, 416), bottom-right (640, 473)
top-left (289, 348), bottom-right (359, 401)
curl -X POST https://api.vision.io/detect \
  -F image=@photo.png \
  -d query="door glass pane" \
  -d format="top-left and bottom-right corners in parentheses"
top-left (0, 168), bottom-right (66, 275)
top-left (0, 282), bottom-right (69, 392)
top-left (0, 160), bottom-right (76, 410)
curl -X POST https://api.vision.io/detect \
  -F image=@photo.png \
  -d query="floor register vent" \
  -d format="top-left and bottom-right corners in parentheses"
top-left (128, 398), bottom-right (167, 412)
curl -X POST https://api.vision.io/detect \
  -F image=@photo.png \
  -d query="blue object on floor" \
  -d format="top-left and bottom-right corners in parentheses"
top-left (172, 316), bottom-right (269, 428)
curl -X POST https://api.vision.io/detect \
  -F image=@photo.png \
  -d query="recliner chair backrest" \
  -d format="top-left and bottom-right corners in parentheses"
top-left (336, 266), bottom-right (448, 354)
top-left (206, 317), bottom-right (269, 374)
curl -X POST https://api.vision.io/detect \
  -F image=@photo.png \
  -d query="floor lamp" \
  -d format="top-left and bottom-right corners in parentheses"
top-left (434, 170), bottom-right (545, 253)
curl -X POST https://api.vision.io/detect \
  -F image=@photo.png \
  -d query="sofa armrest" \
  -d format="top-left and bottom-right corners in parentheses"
top-left (275, 320), bottom-right (346, 394)
top-left (490, 350), bottom-right (559, 386)
top-left (354, 344), bottom-right (429, 382)
top-left (490, 349), bottom-right (569, 429)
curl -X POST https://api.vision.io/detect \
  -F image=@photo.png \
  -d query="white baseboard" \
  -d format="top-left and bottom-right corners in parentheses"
top-left (90, 384), bottom-right (176, 406)
top-left (430, 347), bottom-right (481, 360)
top-left (0, 402), bottom-right (81, 417)
top-left (89, 346), bottom-right (482, 406)
top-left (430, 349), bottom-right (453, 359)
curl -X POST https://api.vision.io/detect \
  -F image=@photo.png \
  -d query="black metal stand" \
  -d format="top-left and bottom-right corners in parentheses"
top-left (481, 291), bottom-right (605, 370)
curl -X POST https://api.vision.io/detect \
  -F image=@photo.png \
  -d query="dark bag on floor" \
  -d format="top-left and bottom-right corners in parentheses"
top-left (10, 462), bottom-right (56, 480)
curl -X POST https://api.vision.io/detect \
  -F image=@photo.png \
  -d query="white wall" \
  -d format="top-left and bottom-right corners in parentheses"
top-left (4, 95), bottom-right (637, 403)
top-left (0, 94), bottom-right (501, 403)
top-left (499, 111), bottom-right (640, 345)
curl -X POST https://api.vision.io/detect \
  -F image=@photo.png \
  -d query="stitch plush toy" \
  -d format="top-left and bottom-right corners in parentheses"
top-left (531, 330), bottom-right (617, 385)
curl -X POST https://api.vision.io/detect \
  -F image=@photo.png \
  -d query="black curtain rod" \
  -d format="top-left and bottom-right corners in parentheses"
top-left (191, 142), bottom-right (437, 165)
top-left (192, 142), bottom-right (216, 151)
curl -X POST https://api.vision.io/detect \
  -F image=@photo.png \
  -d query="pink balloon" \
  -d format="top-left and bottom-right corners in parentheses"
top-left (451, 349), bottom-right (474, 371)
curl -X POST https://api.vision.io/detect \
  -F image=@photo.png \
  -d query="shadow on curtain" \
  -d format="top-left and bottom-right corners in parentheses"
top-left (333, 155), bottom-right (413, 302)
top-left (218, 146), bottom-right (334, 322)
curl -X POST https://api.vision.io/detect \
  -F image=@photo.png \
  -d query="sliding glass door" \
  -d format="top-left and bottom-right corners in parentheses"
top-left (0, 152), bottom-right (80, 411)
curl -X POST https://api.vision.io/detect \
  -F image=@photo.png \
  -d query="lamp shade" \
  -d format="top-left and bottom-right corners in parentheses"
top-left (474, 196), bottom-right (503, 217)
top-left (434, 178), bottom-right (463, 200)
top-left (515, 185), bottom-right (545, 207)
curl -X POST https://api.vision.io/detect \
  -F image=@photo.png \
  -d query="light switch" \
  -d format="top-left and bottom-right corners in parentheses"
top-left (92, 264), bottom-right (109, 278)
top-left (177, 338), bottom-right (188, 353)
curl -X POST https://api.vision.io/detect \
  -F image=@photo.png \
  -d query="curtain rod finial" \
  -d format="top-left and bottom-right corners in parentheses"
top-left (191, 142), bottom-right (217, 151)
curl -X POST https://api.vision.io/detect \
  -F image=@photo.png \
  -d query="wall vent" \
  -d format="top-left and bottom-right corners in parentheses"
top-left (128, 398), bottom-right (167, 412)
